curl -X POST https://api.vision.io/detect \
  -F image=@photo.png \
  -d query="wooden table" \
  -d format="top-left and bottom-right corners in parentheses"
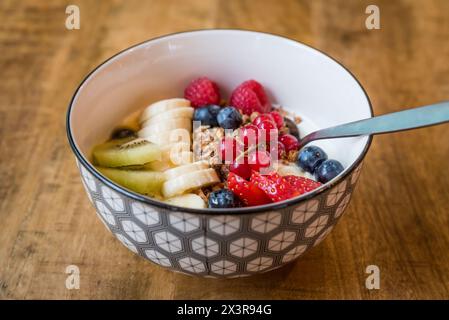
top-left (1, 0), bottom-right (449, 300)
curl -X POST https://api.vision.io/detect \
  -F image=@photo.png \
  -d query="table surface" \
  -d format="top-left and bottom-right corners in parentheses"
top-left (1, 0), bottom-right (449, 300)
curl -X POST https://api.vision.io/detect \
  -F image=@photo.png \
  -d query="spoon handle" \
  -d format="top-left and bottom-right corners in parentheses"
top-left (300, 101), bottom-right (449, 146)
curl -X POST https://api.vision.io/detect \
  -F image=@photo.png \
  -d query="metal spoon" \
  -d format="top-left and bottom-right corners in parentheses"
top-left (299, 101), bottom-right (449, 147)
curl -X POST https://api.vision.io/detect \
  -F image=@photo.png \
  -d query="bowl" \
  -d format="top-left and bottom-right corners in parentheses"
top-left (66, 30), bottom-right (372, 278)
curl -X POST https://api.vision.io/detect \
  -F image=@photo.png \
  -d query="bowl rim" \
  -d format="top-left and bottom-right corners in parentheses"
top-left (66, 29), bottom-right (373, 215)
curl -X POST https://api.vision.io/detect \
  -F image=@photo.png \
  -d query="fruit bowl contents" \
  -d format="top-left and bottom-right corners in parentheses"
top-left (91, 77), bottom-right (344, 209)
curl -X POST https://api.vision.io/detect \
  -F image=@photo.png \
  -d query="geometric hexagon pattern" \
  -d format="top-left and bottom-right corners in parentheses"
top-left (191, 236), bottom-right (219, 257)
top-left (250, 211), bottom-right (281, 233)
top-left (326, 180), bottom-right (347, 206)
top-left (131, 202), bottom-right (160, 226)
top-left (115, 233), bottom-right (138, 254)
top-left (282, 244), bottom-right (308, 263)
top-left (168, 212), bottom-right (200, 233)
top-left (291, 199), bottom-right (319, 224)
top-left (211, 260), bottom-right (237, 275)
top-left (154, 231), bottom-right (182, 253)
top-left (144, 249), bottom-right (172, 267)
top-left (305, 215), bottom-right (329, 238)
top-left (121, 220), bottom-right (147, 243)
top-left (230, 237), bottom-right (259, 258)
top-left (101, 185), bottom-right (124, 212)
top-left (95, 200), bottom-right (116, 226)
top-left (208, 215), bottom-right (240, 236)
top-left (268, 231), bottom-right (296, 251)
top-left (335, 194), bottom-right (351, 219)
top-left (246, 256), bottom-right (273, 272)
top-left (77, 160), bottom-right (362, 278)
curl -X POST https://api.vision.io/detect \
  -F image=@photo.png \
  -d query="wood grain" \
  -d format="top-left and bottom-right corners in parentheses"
top-left (1, 0), bottom-right (449, 299)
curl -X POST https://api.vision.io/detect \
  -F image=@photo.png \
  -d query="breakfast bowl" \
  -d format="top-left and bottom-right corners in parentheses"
top-left (66, 30), bottom-right (372, 278)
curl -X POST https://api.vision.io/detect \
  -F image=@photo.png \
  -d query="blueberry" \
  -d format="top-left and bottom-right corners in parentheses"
top-left (193, 104), bottom-right (221, 127)
top-left (284, 117), bottom-right (300, 140)
top-left (208, 189), bottom-right (240, 208)
top-left (297, 145), bottom-right (328, 173)
top-left (315, 159), bottom-right (344, 183)
top-left (110, 127), bottom-right (136, 139)
top-left (217, 106), bottom-right (243, 130)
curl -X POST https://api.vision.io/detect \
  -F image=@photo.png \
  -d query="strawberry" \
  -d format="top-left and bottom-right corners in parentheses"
top-left (184, 77), bottom-right (220, 108)
top-left (284, 175), bottom-right (322, 194)
top-left (230, 80), bottom-right (271, 115)
top-left (250, 171), bottom-right (297, 202)
top-left (227, 172), bottom-right (271, 206)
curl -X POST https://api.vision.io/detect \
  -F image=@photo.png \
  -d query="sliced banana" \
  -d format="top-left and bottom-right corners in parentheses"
top-left (163, 193), bottom-right (206, 209)
top-left (164, 161), bottom-right (209, 180)
top-left (145, 144), bottom-right (193, 171)
top-left (140, 98), bottom-right (191, 123)
top-left (142, 128), bottom-right (191, 145)
top-left (142, 107), bottom-right (194, 126)
top-left (138, 118), bottom-right (192, 137)
top-left (162, 168), bottom-right (219, 198)
top-left (170, 151), bottom-right (194, 166)
top-left (277, 163), bottom-right (314, 179)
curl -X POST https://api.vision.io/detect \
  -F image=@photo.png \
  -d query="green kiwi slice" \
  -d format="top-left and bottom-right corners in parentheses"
top-left (92, 138), bottom-right (161, 168)
top-left (96, 167), bottom-right (165, 196)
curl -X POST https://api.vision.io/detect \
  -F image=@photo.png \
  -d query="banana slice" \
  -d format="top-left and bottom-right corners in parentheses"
top-left (163, 193), bottom-right (206, 209)
top-left (277, 163), bottom-right (314, 179)
top-left (142, 107), bottom-right (194, 126)
top-left (164, 161), bottom-right (209, 180)
top-left (138, 118), bottom-right (192, 137)
top-left (142, 128), bottom-right (191, 145)
top-left (144, 144), bottom-right (192, 171)
top-left (170, 151), bottom-right (194, 166)
top-left (162, 168), bottom-right (219, 198)
top-left (140, 98), bottom-right (191, 123)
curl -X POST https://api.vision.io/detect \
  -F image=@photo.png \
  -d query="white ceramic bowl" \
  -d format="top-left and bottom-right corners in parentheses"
top-left (67, 30), bottom-right (372, 278)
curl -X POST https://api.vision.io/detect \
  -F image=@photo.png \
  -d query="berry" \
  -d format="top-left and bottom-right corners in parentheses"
top-left (227, 172), bottom-right (271, 206)
top-left (217, 106), bottom-right (243, 129)
top-left (257, 119), bottom-right (278, 144)
top-left (284, 117), bottom-right (300, 140)
top-left (238, 124), bottom-right (260, 148)
top-left (279, 134), bottom-right (300, 153)
top-left (315, 159), bottom-right (344, 183)
top-left (230, 158), bottom-right (252, 180)
top-left (284, 175), bottom-right (322, 194)
top-left (297, 145), bottom-right (328, 173)
top-left (252, 114), bottom-right (274, 127)
top-left (269, 111), bottom-right (284, 129)
top-left (208, 189), bottom-right (241, 208)
top-left (250, 171), bottom-right (297, 202)
top-left (269, 141), bottom-right (286, 160)
top-left (184, 77), bottom-right (220, 108)
top-left (219, 137), bottom-right (238, 163)
top-left (111, 127), bottom-right (136, 139)
top-left (193, 104), bottom-right (221, 127)
top-left (230, 80), bottom-right (271, 115)
top-left (248, 150), bottom-right (271, 172)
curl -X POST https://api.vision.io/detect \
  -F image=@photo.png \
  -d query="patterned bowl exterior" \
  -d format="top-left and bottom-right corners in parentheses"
top-left (77, 161), bottom-right (363, 278)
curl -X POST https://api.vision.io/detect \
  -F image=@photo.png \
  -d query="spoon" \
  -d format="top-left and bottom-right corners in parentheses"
top-left (299, 101), bottom-right (449, 147)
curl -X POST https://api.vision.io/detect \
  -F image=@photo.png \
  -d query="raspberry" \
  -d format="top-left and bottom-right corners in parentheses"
top-left (230, 80), bottom-right (271, 115)
top-left (184, 77), bottom-right (220, 108)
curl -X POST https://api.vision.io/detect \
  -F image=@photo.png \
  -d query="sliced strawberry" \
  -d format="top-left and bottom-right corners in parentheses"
top-left (227, 172), bottom-right (271, 206)
top-left (250, 171), bottom-right (297, 202)
top-left (284, 175), bottom-right (322, 194)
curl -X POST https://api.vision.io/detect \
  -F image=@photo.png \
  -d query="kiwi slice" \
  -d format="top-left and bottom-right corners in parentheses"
top-left (92, 138), bottom-right (161, 168)
top-left (96, 167), bottom-right (165, 196)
